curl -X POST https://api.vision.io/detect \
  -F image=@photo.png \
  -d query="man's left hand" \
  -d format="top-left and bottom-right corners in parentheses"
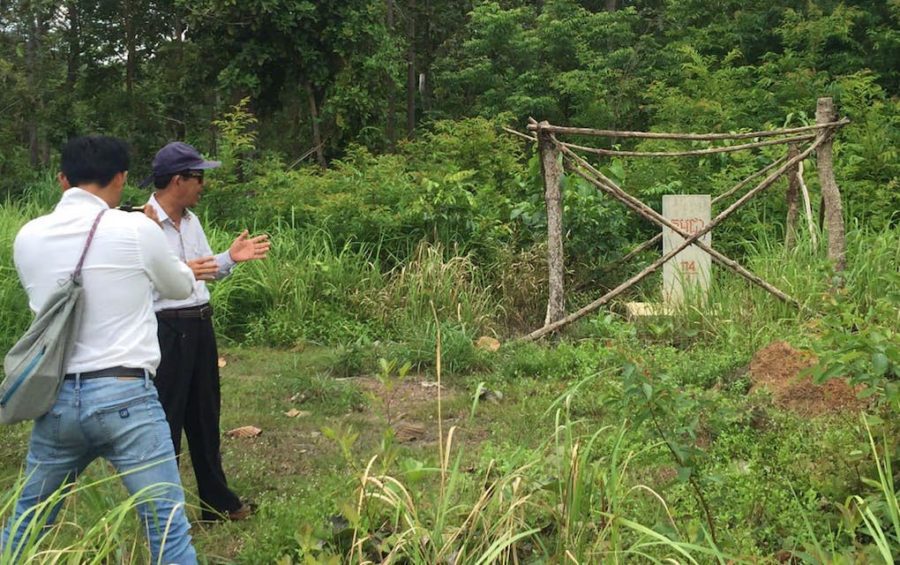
top-left (229, 230), bottom-right (270, 263)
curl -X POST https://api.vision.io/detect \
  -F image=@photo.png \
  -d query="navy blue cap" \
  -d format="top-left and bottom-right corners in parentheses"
top-left (139, 142), bottom-right (221, 187)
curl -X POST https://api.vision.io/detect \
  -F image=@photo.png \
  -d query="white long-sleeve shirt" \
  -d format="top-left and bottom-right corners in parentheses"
top-left (14, 188), bottom-right (194, 374)
top-left (145, 194), bottom-right (235, 311)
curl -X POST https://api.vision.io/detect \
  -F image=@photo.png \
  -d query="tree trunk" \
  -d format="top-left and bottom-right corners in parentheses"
top-left (305, 82), bottom-right (327, 168)
top-left (538, 123), bottom-right (565, 327)
top-left (604, 0), bottom-right (617, 12)
top-left (420, 0), bottom-right (432, 114)
top-left (385, 0), bottom-right (396, 150)
top-left (405, 0), bottom-right (416, 138)
top-left (124, 0), bottom-right (136, 101)
top-left (65, 1), bottom-right (80, 90)
top-left (784, 143), bottom-right (800, 250)
top-left (171, 8), bottom-right (187, 139)
top-left (63, 1), bottom-right (80, 139)
top-left (815, 97), bottom-right (846, 275)
top-left (25, 3), bottom-right (47, 170)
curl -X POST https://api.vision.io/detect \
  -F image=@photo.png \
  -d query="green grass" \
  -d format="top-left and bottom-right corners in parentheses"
top-left (0, 336), bottom-right (895, 562)
top-left (0, 182), bottom-right (897, 562)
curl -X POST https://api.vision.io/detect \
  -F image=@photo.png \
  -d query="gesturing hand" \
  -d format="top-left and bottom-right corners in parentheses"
top-left (187, 256), bottom-right (218, 281)
top-left (228, 230), bottom-right (270, 263)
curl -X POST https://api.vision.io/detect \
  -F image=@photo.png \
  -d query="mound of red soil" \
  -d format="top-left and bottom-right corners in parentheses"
top-left (748, 341), bottom-right (867, 417)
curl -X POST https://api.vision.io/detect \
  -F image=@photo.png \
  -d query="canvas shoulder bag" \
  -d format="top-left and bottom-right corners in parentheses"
top-left (0, 209), bottom-right (106, 424)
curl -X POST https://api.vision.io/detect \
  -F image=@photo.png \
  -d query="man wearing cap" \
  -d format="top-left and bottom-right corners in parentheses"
top-left (143, 141), bottom-right (269, 522)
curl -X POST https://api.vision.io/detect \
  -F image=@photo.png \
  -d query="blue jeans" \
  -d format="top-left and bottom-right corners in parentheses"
top-left (0, 375), bottom-right (198, 564)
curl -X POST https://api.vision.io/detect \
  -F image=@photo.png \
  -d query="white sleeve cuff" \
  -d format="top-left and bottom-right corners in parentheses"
top-left (215, 251), bottom-right (237, 278)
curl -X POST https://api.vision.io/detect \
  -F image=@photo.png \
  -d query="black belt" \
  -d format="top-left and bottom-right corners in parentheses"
top-left (64, 366), bottom-right (147, 380)
top-left (156, 304), bottom-right (214, 320)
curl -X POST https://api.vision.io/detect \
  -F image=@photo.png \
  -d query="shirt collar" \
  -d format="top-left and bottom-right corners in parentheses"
top-left (147, 193), bottom-right (171, 224)
top-left (147, 193), bottom-right (193, 225)
top-left (56, 187), bottom-right (111, 211)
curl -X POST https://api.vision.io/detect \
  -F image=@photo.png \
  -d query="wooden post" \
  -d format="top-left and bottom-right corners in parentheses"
top-left (305, 82), bottom-right (327, 168)
top-left (784, 143), bottom-right (800, 250)
top-left (538, 121), bottom-right (565, 326)
top-left (405, 0), bottom-right (416, 138)
top-left (815, 97), bottom-right (846, 274)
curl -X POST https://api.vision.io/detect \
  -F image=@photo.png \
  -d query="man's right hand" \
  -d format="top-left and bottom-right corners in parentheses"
top-left (187, 256), bottom-right (218, 281)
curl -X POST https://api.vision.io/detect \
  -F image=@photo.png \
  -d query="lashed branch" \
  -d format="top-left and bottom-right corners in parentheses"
top-left (521, 130), bottom-right (834, 341)
top-left (602, 233), bottom-right (663, 272)
top-left (559, 134), bottom-right (814, 158)
top-left (562, 143), bottom-right (800, 303)
top-left (502, 126), bottom-right (537, 142)
top-left (603, 154), bottom-right (788, 273)
top-left (711, 155), bottom-right (789, 206)
top-left (526, 118), bottom-right (850, 141)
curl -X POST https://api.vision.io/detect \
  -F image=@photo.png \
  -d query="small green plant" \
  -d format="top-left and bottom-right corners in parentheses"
top-left (619, 362), bottom-right (721, 547)
top-left (370, 357), bottom-right (413, 427)
top-left (811, 291), bottom-right (899, 409)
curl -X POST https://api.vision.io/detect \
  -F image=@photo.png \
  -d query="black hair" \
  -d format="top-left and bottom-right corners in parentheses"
top-left (60, 136), bottom-right (130, 188)
top-left (153, 174), bottom-right (175, 189)
top-left (153, 170), bottom-right (197, 190)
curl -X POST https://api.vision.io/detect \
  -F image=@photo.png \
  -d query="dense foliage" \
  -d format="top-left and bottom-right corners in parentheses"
top-left (0, 1), bottom-right (897, 205)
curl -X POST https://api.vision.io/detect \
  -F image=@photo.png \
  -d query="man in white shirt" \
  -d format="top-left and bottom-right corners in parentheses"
top-left (1, 136), bottom-right (198, 564)
top-left (144, 142), bottom-right (269, 522)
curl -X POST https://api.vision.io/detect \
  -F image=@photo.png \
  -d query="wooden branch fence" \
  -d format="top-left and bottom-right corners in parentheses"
top-left (509, 97), bottom-right (848, 341)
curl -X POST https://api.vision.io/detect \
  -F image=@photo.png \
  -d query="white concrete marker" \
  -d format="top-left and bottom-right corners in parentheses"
top-left (662, 194), bottom-right (712, 305)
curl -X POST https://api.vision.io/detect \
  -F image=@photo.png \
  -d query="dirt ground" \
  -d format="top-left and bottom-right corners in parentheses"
top-left (748, 341), bottom-right (868, 417)
top-left (352, 375), bottom-right (460, 443)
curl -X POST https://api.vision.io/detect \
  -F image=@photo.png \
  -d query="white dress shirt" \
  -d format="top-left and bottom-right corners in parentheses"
top-left (14, 188), bottom-right (194, 374)
top-left (145, 194), bottom-right (235, 311)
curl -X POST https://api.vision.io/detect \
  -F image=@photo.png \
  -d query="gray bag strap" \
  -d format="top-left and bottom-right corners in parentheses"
top-left (72, 209), bottom-right (107, 283)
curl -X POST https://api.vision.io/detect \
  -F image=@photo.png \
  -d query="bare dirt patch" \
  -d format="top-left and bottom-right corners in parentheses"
top-left (350, 376), bottom-right (461, 444)
top-left (749, 341), bottom-right (867, 417)
top-left (353, 375), bottom-right (455, 412)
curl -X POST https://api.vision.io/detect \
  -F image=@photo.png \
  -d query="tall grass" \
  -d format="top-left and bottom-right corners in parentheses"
top-left (794, 416), bottom-right (900, 563)
top-left (343, 405), bottom-right (732, 563)
top-left (3, 176), bottom-right (894, 358)
top-left (0, 464), bottom-right (194, 564)
top-left (630, 225), bottom-right (900, 351)
top-left (336, 321), bottom-right (732, 564)
top-left (0, 199), bottom-right (46, 354)
top-left (208, 223), bottom-right (385, 345)
top-left (207, 222), bottom-right (502, 356)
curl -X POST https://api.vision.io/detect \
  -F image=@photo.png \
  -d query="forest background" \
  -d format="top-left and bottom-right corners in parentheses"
top-left (1, 0), bottom-right (897, 345)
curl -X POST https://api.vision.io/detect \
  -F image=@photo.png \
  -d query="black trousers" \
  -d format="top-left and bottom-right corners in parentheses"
top-left (155, 315), bottom-right (241, 520)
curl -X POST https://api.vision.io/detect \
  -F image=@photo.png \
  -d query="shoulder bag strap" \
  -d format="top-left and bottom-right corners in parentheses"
top-left (72, 209), bottom-right (107, 282)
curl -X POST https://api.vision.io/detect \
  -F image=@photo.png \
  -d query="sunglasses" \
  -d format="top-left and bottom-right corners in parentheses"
top-left (179, 171), bottom-right (205, 183)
